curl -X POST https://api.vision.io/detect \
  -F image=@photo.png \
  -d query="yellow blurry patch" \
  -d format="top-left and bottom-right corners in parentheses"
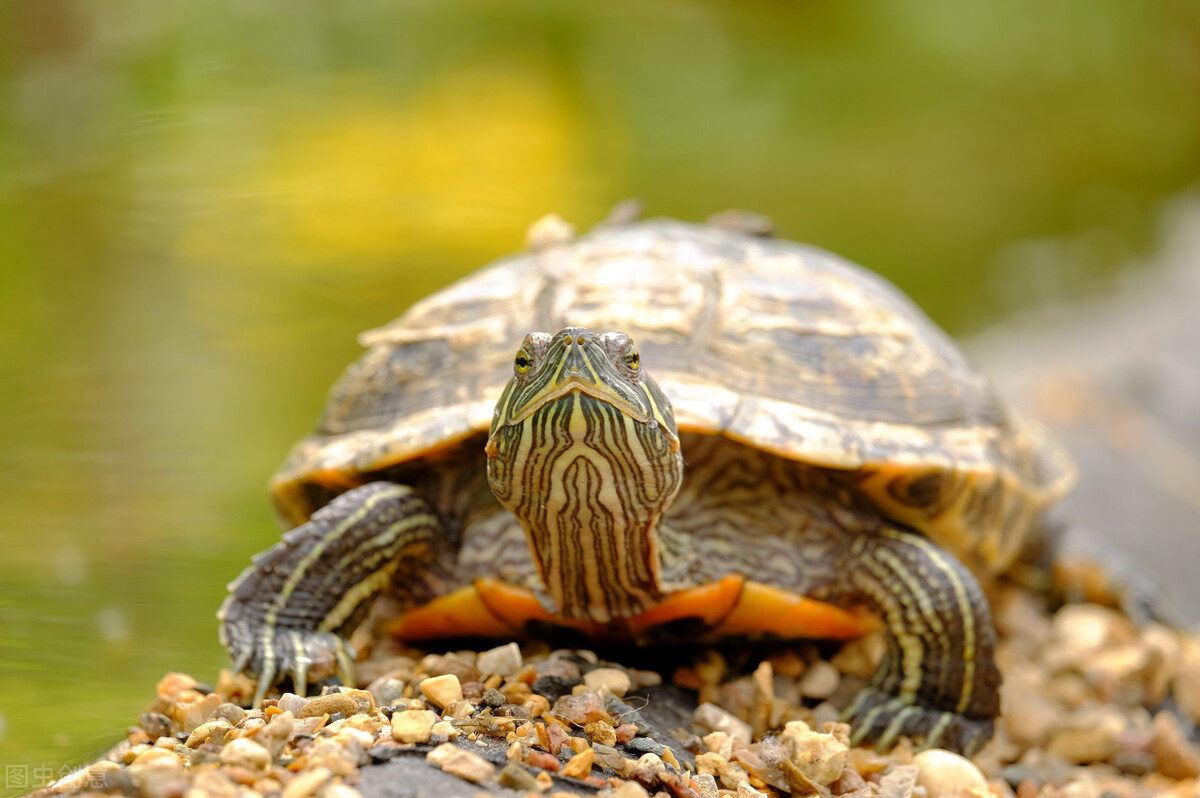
top-left (181, 58), bottom-right (607, 269)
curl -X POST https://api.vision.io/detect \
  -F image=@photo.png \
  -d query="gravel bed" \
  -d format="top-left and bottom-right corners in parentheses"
top-left (27, 559), bottom-right (1200, 798)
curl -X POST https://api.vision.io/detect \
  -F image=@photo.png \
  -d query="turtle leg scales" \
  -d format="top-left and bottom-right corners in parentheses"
top-left (834, 527), bottom-right (1001, 756)
top-left (218, 481), bottom-right (446, 706)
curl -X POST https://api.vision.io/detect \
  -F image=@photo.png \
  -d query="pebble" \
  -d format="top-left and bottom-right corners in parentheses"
top-left (481, 687), bottom-right (506, 708)
top-left (584, 719), bottom-right (617, 746)
top-left (692, 772), bottom-right (720, 798)
top-left (695, 751), bottom-right (751, 789)
top-left (583, 667), bottom-right (632, 697)
top-left (609, 780), bottom-right (652, 798)
top-left (497, 762), bottom-right (539, 791)
top-left (281, 766), bottom-right (334, 798)
top-left (140, 711), bottom-right (175, 740)
top-left (736, 780), bottom-right (768, 798)
top-left (276, 692), bottom-right (310, 715)
top-left (694, 701), bottom-right (753, 746)
top-left (632, 752), bottom-right (666, 782)
top-left (912, 749), bottom-right (988, 796)
top-left (560, 746), bottom-right (595, 779)
top-left (391, 709), bottom-right (439, 744)
top-left (877, 763), bottom-right (920, 798)
top-left (419, 673), bottom-right (463, 709)
top-left (625, 736), bottom-right (665, 756)
top-left (366, 676), bottom-right (407, 708)
top-left (552, 690), bottom-right (609, 725)
top-left (1045, 706), bottom-right (1126, 763)
top-left (174, 692), bottom-right (223, 733)
top-left (218, 738), bottom-right (271, 771)
top-left (258, 710), bottom-right (294, 758)
top-left (532, 673), bottom-right (580, 701)
top-left (795, 660), bottom-right (840, 699)
top-left (128, 755), bottom-right (186, 798)
top-left (1175, 637), bottom-right (1200, 723)
top-left (1150, 710), bottom-right (1200, 779)
top-left (780, 720), bottom-right (848, 789)
top-left (477, 642), bottom-right (523, 677)
top-left (426, 741), bottom-right (495, 783)
top-left (297, 692), bottom-right (358, 719)
top-left (213, 702), bottom-right (246, 725)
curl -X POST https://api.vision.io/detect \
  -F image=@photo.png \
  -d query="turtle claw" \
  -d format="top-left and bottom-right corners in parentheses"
top-left (219, 594), bottom-right (353, 706)
top-left (842, 687), bottom-right (993, 757)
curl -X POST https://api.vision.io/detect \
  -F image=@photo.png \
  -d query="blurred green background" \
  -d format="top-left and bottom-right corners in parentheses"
top-left (2, 0), bottom-right (1199, 782)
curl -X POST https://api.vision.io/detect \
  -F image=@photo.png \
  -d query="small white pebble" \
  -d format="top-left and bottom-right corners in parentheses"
top-left (476, 642), bottom-right (522, 677)
top-left (583, 667), bottom-right (632, 697)
top-left (913, 749), bottom-right (987, 797)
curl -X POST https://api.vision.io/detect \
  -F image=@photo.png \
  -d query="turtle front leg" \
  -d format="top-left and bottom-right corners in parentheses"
top-left (833, 527), bottom-right (1001, 756)
top-left (218, 481), bottom-right (447, 706)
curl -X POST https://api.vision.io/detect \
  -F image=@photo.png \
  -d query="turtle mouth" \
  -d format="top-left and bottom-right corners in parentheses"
top-left (498, 330), bottom-right (657, 430)
top-left (504, 376), bottom-right (653, 427)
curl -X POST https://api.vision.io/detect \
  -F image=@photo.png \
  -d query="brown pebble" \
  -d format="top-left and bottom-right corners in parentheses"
top-left (1150, 710), bottom-right (1200, 779)
top-left (547, 720), bottom-right (570, 755)
top-left (420, 674), bottom-right (464, 709)
top-left (297, 693), bottom-right (358, 719)
top-left (584, 720), bottom-right (617, 747)
top-left (560, 746), bottom-right (595, 780)
top-left (525, 750), bottom-right (560, 772)
top-left (614, 723), bottom-right (637, 744)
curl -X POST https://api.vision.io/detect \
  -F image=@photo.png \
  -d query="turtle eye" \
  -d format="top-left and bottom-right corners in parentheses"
top-left (514, 348), bottom-right (534, 375)
top-left (622, 342), bottom-right (640, 371)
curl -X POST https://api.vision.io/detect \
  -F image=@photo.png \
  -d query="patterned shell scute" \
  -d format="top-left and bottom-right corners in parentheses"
top-left (275, 220), bottom-right (1073, 570)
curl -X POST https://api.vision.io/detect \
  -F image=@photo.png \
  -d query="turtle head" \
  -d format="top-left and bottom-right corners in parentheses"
top-left (486, 327), bottom-right (683, 623)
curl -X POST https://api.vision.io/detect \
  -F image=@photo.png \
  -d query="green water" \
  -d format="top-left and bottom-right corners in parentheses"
top-left (2, 0), bottom-right (1199, 786)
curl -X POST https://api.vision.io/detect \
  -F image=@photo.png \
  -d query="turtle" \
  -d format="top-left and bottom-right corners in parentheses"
top-left (218, 215), bottom-right (1073, 755)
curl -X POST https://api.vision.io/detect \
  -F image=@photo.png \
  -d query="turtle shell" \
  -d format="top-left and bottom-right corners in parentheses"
top-left (272, 219), bottom-right (1073, 576)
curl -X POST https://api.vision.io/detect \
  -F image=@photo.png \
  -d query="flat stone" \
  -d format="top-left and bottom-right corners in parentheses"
top-left (426, 742), bottom-right (495, 783)
top-left (281, 766), bottom-right (334, 798)
top-left (583, 667), bottom-right (632, 697)
top-left (477, 642), bottom-right (523, 677)
top-left (391, 709), bottom-right (438, 744)
top-left (625, 736), bottom-right (664, 756)
top-left (297, 693), bottom-right (359, 719)
top-left (419, 674), bottom-right (463, 709)
top-left (912, 749), bottom-right (987, 796)
top-left (497, 762), bottom-right (539, 791)
top-left (694, 702), bottom-right (753, 746)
